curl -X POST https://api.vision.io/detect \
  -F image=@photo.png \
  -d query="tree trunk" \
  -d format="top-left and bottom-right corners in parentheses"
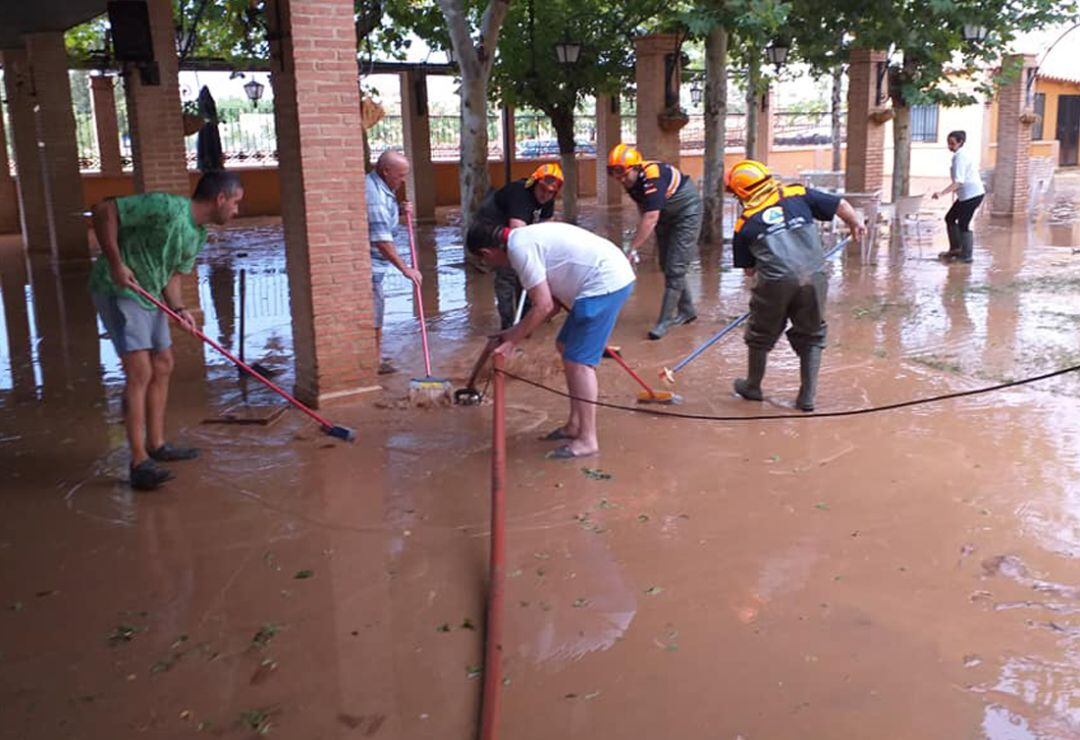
top-left (552, 108), bottom-right (578, 222)
top-left (891, 103), bottom-right (911, 201)
top-left (831, 65), bottom-right (843, 172)
top-left (745, 52), bottom-right (760, 159)
top-left (437, 0), bottom-right (511, 230)
top-left (459, 74), bottom-right (492, 225)
top-left (702, 24), bottom-right (727, 245)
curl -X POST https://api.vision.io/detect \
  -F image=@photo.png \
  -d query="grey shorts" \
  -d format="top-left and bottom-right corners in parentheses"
top-left (372, 272), bottom-right (386, 329)
top-left (92, 292), bottom-right (172, 356)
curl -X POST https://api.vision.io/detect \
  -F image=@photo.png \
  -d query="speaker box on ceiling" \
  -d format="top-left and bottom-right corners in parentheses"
top-left (107, 1), bottom-right (155, 63)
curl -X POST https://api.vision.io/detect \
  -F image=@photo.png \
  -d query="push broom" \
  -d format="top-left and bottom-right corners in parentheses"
top-left (404, 211), bottom-right (453, 406)
top-left (130, 283), bottom-right (356, 441)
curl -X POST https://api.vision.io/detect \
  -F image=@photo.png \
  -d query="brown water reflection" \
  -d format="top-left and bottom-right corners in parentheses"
top-left (2, 177), bottom-right (1080, 738)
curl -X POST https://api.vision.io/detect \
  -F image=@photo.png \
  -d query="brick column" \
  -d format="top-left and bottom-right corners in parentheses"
top-left (595, 94), bottom-right (622, 206)
top-left (268, 0), bottom-right (378, 405)
top-left (124, 0), bottom-right (188, 196)
top-left (755, 88), bottom-right (774, 165)
top-left (2, 49), bottom-right (51, 254)
top-left (845, 48), bottom-right (888, 194)
top-left (24, 32), bottom-right (89, 263)
top-left (399, 70), bottom-right (436, 221)
top-left (90, 74), bottom-right (123, 176)
top-left (634, 33), bottom-right (682, 165)
top-left (0, 89), bottom-right (18, 234)
top-left (991, 54), bottom-right (1037, 218)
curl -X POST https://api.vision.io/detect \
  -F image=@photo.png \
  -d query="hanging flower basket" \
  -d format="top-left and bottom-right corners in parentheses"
top-left (1018, 110), bottom-right (1040, 126)
top-left (658, 108), bottom-right (689, 133)
top-left (182, 113), bottom-right (204, 137)
top-left (869, 108), bottom-right (894, 124)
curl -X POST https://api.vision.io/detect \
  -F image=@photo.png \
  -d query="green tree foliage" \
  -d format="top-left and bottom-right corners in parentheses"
top-left (491, 0), bottom-right (665, 219)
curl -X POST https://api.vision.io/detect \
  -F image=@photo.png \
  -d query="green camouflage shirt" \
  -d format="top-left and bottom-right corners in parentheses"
top-left (88, 193), bottom-right (207, 309)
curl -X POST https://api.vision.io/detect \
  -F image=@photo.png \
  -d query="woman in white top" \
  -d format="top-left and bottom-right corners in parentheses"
top-left (932, 130), bottom-right (985, 263)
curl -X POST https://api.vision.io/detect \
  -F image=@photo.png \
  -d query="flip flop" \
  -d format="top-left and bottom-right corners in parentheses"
top-left (545, 445), bottom-right (597, 460)
top-left (541, 428), bottom-right (575, 441)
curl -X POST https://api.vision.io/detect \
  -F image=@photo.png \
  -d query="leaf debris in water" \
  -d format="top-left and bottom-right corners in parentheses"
top-left (644, 586), bottom-right (663, 596)
top-left (814, 502), bottom-right (829, 511)
top-left (251, 623), bottom-right (280, 649)
top-left (436, 623), bottom-right (451, 633)
top-left (107, 624), bottom-right (142, 645)
top-left (581, 467), bottom-right (612, 481)
top-left (572, 597), bottom-right (589, 608)
top-left (466, 665), bottom-right (482, 679)
top-left (294, 569), bottom-right (314, 580)
top-left (460, 618), bottom-right (476, 631)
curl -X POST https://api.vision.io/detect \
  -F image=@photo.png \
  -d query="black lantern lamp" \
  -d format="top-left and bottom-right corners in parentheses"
top-left (243, 77), bottom-right (264, 108)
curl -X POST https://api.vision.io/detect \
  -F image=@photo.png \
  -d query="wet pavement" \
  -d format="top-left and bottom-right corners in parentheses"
top-left (2, 175), bottom-right (1080, 738)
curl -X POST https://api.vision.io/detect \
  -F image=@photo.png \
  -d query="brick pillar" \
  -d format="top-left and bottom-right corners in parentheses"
top-left (992, 54), bottom-right (1037, 218)
top-left (124, 0), bottom-right (188, 196)
top-left (90, 74), bottom-right (123, 176)
top-left (595, 94), bottom-right (622, 206)
top-left (2, 49), bottom-right (50, 254)
top-left (399, 70), bottom-right (436, 221)
top-left (0, 89), bottom-right (18, 234)
top-left (845, 48), bottom-right (888, 194)
top-left (268, 0), bottom-right (377, 405)
top-left (755, 88), bottom-right (774, 166)
top-left (24, 32), bottom-right (89, 263)
top-left (634, 33), bottom-right (682, 165)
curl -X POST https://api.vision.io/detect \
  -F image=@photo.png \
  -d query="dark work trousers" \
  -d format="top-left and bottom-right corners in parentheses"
top-left (744, 272), bottom-right (829, 355)
top-left (494, 266), bottom-right (527, 331)
top-left (944, 194), bottom-right (984, 234)
top-left (654, 181), bottom-right (703, 317)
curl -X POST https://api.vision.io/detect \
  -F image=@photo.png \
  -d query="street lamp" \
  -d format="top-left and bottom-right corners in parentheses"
top-left (764, 39), bottom-right (790, 73)
top-left (962, 24), bottom-right (989, 43)
top-left (690, 78), bottom-right (703, 105)
top-left (243, 77), bottom-right (264, 108)
top-left (554, 37), bottom-right (581, 65)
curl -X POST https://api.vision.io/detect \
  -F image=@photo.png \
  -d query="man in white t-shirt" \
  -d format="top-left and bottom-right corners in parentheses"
top-left (932, 130), bottom-right (985, 264)
top-left (466, 221), bottom-right (636, 459)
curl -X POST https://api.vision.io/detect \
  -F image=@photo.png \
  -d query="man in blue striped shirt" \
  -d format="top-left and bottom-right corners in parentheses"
top-left (366, 150), bottom-right (421, 375)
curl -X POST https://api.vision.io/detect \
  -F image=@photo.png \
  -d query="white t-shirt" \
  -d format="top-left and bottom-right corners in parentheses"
top-left (951, 146), bottom-right (985, 201)
top-left (507, 222), bottom-right (635, 308)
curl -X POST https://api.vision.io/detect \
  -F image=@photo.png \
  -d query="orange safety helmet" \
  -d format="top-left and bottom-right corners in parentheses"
top-left (725, 159), bottom-right (778, 202)
top-left (607, 144), bottom-right (643, 175)
top-left (526, 162), bottom-right (564, 188)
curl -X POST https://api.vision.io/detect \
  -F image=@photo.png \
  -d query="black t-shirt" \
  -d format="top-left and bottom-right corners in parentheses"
top-left (732, 186), bottom-right (840, 268)
top-left (625, 161), bottom-right (687, 212)
top-left (477, 179), bottom-right (554, 225)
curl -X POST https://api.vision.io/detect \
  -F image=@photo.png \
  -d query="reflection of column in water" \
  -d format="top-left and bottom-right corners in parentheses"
top-left (943, 267), bottom-right (974, 345)
top-left (413, 221), bottom-right (440, 322)
top-left (207, 259), bottom-right (236, 349)
top-left (26, 257), bottom-right (102, 401)
top-left (982, 225), bottom-right (1023, 370)
top-left (0, 240), bottom-right (36, 396)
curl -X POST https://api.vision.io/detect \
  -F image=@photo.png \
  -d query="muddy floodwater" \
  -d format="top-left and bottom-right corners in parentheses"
top-left (2, 176), bottom-right (1080, 739)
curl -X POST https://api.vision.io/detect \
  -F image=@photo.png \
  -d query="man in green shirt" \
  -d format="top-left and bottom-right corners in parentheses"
top-left (89, 171), bottom-right (244, 490)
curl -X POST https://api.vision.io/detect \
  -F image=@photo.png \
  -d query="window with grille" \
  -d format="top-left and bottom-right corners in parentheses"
top-left (911, 104), bottom-right (939, 143)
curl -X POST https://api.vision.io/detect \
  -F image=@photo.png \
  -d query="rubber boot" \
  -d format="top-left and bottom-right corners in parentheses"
top-left (675, 287), bottom-right (698, 326)
top-left (959, 232), bottom-right (974, 263)
top-left (648, 287), bottom-right (683, 340)
top-left (734, 348), bottom-right (768, 401)
top-left (939, 223), bottom-right (962, 261)
top-left (795, 347), bottom-right (822, 412)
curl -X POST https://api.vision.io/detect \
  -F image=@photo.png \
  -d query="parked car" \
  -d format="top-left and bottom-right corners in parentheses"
top-left (517, 139), bottom-right (597, 158)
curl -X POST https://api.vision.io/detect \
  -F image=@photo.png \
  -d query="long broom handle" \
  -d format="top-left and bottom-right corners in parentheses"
top-left (129, 283), bottom-right (339, 432)
top-left (605, 346), bottom-right (662, 397)
top-left (669, 236), bottom-right (852, 376)
top-left (405, 210), bottom-right (433, 378)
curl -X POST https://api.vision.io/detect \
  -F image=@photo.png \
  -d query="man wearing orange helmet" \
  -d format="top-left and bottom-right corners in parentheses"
top-left (726, 159), bottom-right (865, 411)
top-left (476, 163), bottom-right (564, 329)
top-left (607, 144), bottom-right (702, 340)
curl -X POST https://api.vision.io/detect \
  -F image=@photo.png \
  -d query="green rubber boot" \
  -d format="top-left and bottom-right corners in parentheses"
top-left (795, 347), bottom-right (822, 412)
top-left (734, 348), bottom-right (768, 401)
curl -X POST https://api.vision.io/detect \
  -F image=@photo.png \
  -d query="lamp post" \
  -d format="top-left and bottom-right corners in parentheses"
top-left (690, 77), bottom-right (703, 106)
top-left (764, 39), bottom-right (790, 74)
top-left (961, 24), bottom-right (989, 43)
top-left (243, 77), bottom-right (264, 109)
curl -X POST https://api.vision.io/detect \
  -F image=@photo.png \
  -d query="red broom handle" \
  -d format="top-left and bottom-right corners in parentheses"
top-left (405, 210), bottom-right (433, 377)
top-left (129, 283), bottom-right (338, 432)
top-left (480, 353), bottom-right (507, 740)
top-left (605, 346), bottom-right (661, 397)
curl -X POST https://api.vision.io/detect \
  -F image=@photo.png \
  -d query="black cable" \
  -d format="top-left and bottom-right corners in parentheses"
top-left (496, 363), bottom-right (1080, 422)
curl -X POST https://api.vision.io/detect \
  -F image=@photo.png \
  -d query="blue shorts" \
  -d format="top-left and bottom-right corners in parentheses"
top-left (92, 292), bottom-right (171, 356)
top-left (556, 283), bottom-right (634, 366)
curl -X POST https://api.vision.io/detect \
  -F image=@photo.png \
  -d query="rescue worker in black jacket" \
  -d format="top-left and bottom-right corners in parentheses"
top-left (476, 163), bottom-right (563, 329)
top-left (727, 159), bottom-right (865, 411)
top-left (607, 144), bottom-right (702, 340)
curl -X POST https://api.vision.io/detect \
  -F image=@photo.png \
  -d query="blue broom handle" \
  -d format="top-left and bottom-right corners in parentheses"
top-left (670, 236), bottom-right (852, 376)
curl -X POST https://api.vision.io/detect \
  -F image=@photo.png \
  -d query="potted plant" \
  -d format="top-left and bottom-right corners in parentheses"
top-left (658, 105), bottom-right (690, 133)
